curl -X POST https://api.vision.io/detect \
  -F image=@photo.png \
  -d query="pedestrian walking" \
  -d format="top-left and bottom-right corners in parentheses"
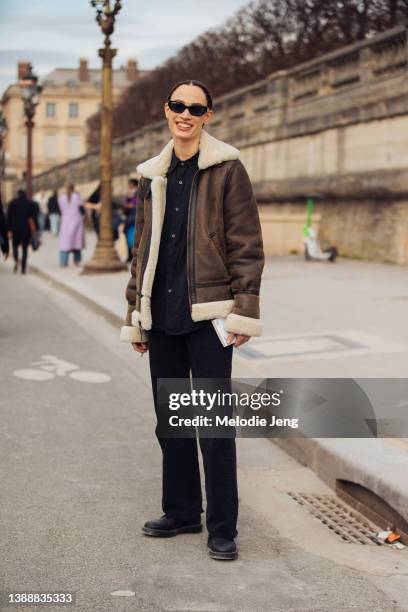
top-left (47, 190), bottom-right (61, 236)
top-left (85, 183), bottom-right (101, 237)
top-left (6, 189), bottom-right (37, 274)
top-left (123, 178), bottom-right (138, 263)
top-left (58, 183), bottom-right (85, 267)
top-left (120, 80), bottom-right (264, 561)
top-left (34, 189), bottom-right (48, 233)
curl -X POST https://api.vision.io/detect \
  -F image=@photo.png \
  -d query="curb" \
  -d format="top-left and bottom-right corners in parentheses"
top-left (273, 437), bottom-right (408, 525)
top-left (29, 263), bottom-right (124, 330)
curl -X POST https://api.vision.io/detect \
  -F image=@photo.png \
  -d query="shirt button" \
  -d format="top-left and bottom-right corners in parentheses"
top-left (171, 233), bottom-right (175, 238)
top-left (178, 180), bottom-right (183, 185)
top-left (168, 288), bottom-right (172, 293)
top-left (175, 207), bottom-right (179, 212)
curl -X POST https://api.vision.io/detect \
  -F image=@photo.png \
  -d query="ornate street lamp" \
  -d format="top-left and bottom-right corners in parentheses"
top-left (83, 0), bottom-right (126, 273)
top-left (19, 63), bottom-right (42, 199)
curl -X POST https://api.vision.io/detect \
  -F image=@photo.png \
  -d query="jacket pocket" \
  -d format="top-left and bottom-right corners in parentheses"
top-left (209, 230), bottom-right (227, 263)
top-left (208, 230), bottom-right (230, 281)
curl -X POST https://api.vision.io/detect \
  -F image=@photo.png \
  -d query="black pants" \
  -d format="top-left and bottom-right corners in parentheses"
top-left (148, 321), bottom-right (238, 540)
top-left (12, 234), bottom-right (30, 272)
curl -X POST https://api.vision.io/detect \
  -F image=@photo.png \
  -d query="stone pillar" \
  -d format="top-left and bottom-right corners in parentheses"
top-left (360, 47), bottom-right (375, 82)
top-left (79, 58), bottom-right (89, 83)
top-left (126, 59), bottom-right (139, 82)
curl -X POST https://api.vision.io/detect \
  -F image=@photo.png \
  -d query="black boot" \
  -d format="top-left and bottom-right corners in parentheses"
top-left (142, 514), bottom-right (202, 537)
top-left (208, 537), bottom-right (238, 560)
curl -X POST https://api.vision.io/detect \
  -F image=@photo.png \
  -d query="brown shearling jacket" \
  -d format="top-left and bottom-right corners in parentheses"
top-left (120, 129), bottom-right (264, 343)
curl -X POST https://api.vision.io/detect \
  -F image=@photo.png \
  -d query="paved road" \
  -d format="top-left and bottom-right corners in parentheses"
top-left (1, 266), bottom-right (407, 611)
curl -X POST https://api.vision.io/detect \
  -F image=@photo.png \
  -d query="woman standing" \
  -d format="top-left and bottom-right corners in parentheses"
top-left (121, 80), bottom-right (264, 561)
top-left (58, 183), bottom-right (85, 267)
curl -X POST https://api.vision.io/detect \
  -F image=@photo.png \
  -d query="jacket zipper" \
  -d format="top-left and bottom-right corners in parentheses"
top-left (187, 168), bottom-right (200, 310)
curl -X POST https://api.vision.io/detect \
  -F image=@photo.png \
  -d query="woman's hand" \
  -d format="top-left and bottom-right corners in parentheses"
top-left (131, 341), bottom-right (149, 354)
top-left (226, 333), bottom-right (250, 348)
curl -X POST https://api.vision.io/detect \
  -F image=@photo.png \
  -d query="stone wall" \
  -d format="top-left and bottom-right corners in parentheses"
top-left (32, 25), bottom-right (408, 263)
top-left (319, 199), bottom-right (408, 264)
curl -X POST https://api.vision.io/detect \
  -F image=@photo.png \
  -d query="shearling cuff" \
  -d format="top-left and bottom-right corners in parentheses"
top-left (224, 313), bottom-right (262, 337)
top-left (122, 305), bottom-right (149, 342)
top-left (223, 292), bottom-right (262, 337)
top-left (120, 325), bottom-right (149, 343)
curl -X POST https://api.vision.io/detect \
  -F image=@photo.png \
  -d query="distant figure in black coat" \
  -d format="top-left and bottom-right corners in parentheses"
top-left (0, 193), bottom-right (9, 259)
top-left (7, 189), bottom-right (37, 274)
top-left (85, 183), bottom-right (101, 236)
top-left (47, 190), bottom-right (61, 236)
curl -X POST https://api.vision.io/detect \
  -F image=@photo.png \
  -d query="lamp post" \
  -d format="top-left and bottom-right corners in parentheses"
top-left (19, 64), bottom-right (42, 199)
top-left (83, 0), bottom-right (126, 273)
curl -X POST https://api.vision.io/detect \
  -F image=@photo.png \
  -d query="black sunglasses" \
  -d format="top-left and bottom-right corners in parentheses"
top-left (168, 99), bottom-right (209, 117)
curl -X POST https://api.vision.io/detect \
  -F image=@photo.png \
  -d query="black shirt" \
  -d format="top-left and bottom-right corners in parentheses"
top-left (47, 195), bottom-right (60, 214)
top-left (150, 149), bottom-right (209, 335)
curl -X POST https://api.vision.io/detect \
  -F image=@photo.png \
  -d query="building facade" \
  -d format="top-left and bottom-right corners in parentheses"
top-left (1, 58), bottom-right (145, 201)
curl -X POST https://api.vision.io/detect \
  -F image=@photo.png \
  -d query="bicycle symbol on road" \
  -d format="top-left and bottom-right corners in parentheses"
top-left (14, 355), bottom-right (111, 383)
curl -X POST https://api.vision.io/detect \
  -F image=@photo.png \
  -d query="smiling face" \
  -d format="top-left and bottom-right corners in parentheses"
top-left (164, 83), bottom-right (213, 141)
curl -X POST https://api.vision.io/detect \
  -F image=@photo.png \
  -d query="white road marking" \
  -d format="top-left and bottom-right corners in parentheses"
top-left (14, 369), bottom-right (55, 381)
top-left (70, 371), bottom-right (111, 383)
top-left (13, 355), bottom-right (110, 383)
top-left (110, 590), bottom-right (135, 597)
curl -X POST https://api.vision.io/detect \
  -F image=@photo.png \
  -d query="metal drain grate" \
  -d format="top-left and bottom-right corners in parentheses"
top-left (288, 492), bottom-right (380, 545)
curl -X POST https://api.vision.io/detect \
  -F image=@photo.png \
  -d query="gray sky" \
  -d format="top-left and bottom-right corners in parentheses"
top-left (0, 0), bottom-right (251, 96)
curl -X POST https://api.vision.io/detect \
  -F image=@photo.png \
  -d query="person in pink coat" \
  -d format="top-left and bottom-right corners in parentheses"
top-left (58, 184), bottom-right (85, 267)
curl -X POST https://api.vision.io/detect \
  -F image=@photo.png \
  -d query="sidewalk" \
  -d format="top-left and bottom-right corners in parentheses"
top-left (22, 231), bottom-right (408, 525)
top-left (27, 233), bottom-right (128, 324)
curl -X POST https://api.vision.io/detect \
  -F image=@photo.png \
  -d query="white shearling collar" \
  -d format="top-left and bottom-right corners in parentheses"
top-left (136, 128), bottom-right (240, 179)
